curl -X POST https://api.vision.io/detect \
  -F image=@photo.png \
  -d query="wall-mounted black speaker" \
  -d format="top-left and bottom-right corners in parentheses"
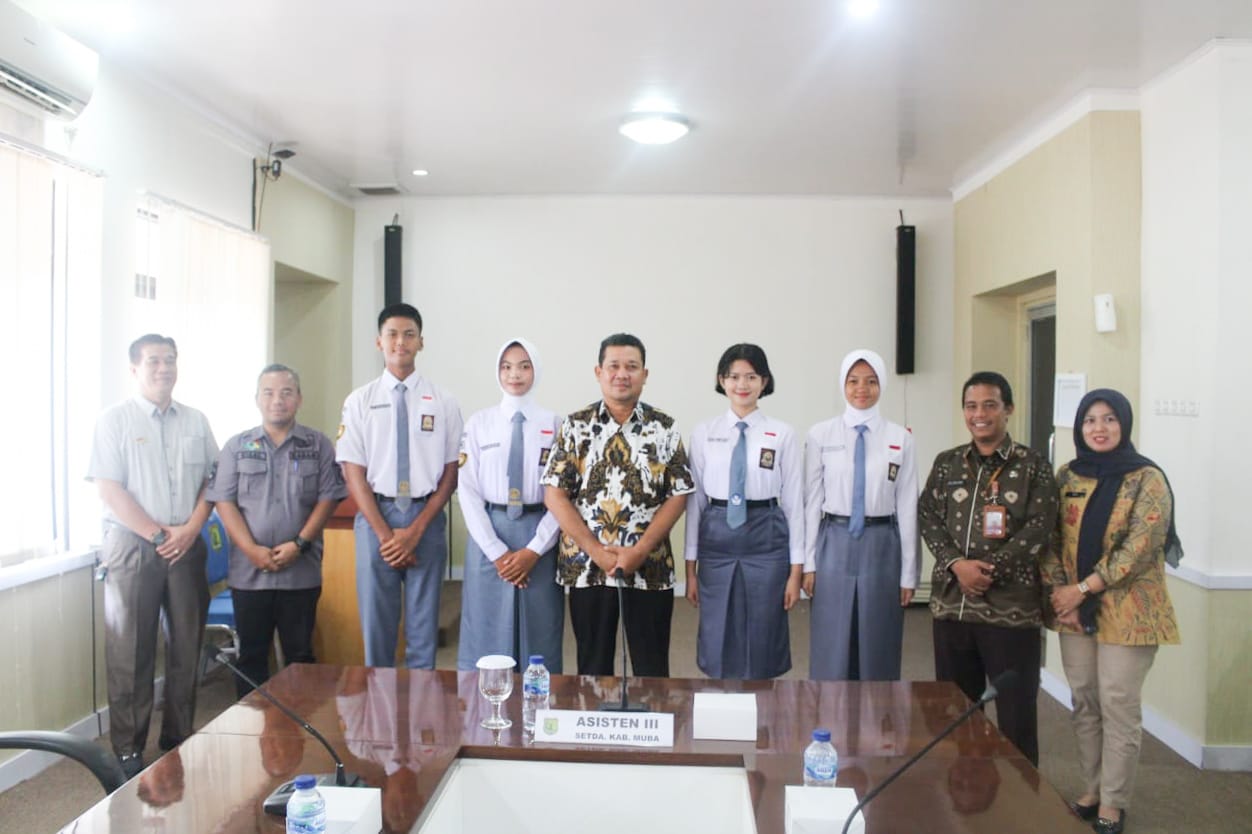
top-left (384, 224), bottom-right (403, 308)
top-left (895, 224), bottom-right (916, 375)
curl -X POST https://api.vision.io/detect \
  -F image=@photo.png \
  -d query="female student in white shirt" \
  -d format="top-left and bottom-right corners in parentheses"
top-left (456, 338), bottom-right (564, 671)
top-left (685, 344), bottom-right (803, 679)
top-left (804, 348), bottom-right (918, 680)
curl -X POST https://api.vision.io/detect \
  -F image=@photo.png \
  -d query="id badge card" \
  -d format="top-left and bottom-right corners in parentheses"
top-left (982, 504), bottom-right (1007, 539)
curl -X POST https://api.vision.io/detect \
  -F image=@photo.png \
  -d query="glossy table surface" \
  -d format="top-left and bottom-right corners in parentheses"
top-left (59, 665), bottom-right (1089, 833)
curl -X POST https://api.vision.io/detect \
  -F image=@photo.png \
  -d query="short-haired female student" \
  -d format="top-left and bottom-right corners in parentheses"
top-left (684, 343), bottom-right (803, 679)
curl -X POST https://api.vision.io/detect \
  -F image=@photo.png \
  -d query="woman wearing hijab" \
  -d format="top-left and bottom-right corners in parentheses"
top-left (684, 344), bottom-right (803, 679)
top-left (804, 349), bottom-right (918, 681)
top-left (456, 338), bottom-right (564, 672)
top-left (1043, 389), bottom-right (1181, 834)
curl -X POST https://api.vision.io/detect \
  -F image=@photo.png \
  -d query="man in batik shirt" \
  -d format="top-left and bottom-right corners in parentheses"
top-left (542, 333), bottom-right (694, 677)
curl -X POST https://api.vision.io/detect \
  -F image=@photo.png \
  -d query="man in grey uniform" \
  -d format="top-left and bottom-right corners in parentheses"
top-left (207, 364), bottom-right (347, 697)
top-left (87, 334), bottom-right (217, 778)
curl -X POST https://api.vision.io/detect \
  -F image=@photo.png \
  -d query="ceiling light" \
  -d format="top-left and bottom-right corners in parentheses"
top-left (411, 169), bottom-right (429, 177)
top-left (847, 0), bottom-right (879, 19)
top-left (619, 113), bottom-right (690, 145)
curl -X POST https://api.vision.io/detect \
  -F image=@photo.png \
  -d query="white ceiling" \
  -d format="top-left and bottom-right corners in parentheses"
top-left (21, 0), bottom-right (1252, 198)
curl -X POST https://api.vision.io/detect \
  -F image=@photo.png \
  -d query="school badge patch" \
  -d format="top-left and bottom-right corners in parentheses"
top-left (420, 414), bottom-right (435, 432)
top-left (759, 448), bottom-right (775, 470)
top-left (888, 463), bottom-right (899, 482)
top-left (336, 424), bottom-right (345, 440)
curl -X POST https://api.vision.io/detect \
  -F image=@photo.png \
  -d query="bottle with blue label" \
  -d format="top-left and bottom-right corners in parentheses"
top-left (803, 728), bottom-right (839, 786)
top-left (522, 654), bottom-right (551, 731)
top-left (286, 774), bottom-right (327, 833)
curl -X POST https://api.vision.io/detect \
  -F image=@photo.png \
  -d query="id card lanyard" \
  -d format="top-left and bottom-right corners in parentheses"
top-left (982, 461), bottom-right (1009, 540)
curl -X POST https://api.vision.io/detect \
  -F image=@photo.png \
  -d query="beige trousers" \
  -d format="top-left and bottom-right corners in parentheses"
top-left (1059, 633), bottom-right (1158, 810)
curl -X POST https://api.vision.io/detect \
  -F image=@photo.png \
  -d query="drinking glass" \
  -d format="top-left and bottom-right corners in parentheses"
top-left (476, 654), bottom-right (516, 730)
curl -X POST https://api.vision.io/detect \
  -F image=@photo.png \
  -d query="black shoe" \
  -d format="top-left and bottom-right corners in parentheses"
top-left (157, 735), bottom-right (184, 753)
top-left (117, 752), bottom-right (144, 780)
top-left (1093, 809), bottom-right (1125, 834)
top-left (1070, 800), bottom-right (1099, 821)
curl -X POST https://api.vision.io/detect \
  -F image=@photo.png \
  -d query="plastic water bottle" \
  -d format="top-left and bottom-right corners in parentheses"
top-left (522, 654), bottom-right (551, 731)
top-left (286, 774), bottom-right (326, 833)
top-left (803, 728), bottom-right (839, 786)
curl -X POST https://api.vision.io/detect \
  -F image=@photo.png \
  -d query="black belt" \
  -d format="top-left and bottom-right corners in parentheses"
top-left (824, 513), bottom-right (894, 526)
top-left (709, 498), bottom-right (779, 509)
top-left (374, 492), bottom-right (433, 504)
top-left (486, 501), bottom-right (546, 514)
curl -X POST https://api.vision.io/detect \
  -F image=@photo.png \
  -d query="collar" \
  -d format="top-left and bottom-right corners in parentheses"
top-left (382, 369), bottom-right (421, 391)
top-left (842, 411), bottom-right (883, 432)
top-left (723, 408), bottom-right (763, 429)
top-left (133, 394), bottom-right (176, 417)
top-left (243, 422), bottom-right (311, 449)
top-left (963, 433), bottom-right (1015, 462)
top-left (596, 399), bottom-right (645, 427)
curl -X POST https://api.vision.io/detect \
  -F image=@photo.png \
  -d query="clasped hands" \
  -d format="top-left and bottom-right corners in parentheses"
top-left (589, 542), bottom-right (648, 582)
top-left (1050, 584), bottom-right (1086, 628)
top-left (156, 523), bottom-right (200, 564)
top-left (245, 540), bottom-right (302, 573)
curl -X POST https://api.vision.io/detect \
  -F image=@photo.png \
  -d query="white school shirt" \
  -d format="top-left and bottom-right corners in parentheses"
top-left (458, 401), bottom-right (562, 561)
top-left (684, 409), bottom-right (804, 565)
top-left (803, 413), bottom-right (919, 586)
top-left (336, 370), bottom-right (463, 496)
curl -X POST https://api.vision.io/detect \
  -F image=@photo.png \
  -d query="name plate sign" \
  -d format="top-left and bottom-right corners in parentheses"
top-left (533, 709), bottom-right (674, 747)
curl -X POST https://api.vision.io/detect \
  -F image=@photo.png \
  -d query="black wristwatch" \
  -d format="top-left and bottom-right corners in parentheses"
top-left (294, 536), bottom-right (312, 554)
top-left (151, 529), bottom-right (169, 547)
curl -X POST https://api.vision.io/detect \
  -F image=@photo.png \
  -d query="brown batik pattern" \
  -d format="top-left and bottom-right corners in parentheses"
top-left (542, 401), bottom-right (693, 589)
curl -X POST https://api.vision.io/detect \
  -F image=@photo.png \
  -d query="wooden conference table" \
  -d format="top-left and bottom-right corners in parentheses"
top-left (59, 665), bottom-right (1088, 833)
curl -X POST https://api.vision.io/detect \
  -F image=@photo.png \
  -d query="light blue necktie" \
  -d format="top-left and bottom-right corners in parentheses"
top-left (849, 424), bottom-right (868, 538)
top-left (507, 411), bottom-right (526, 519)
top-left (727, 420), bottom-right (748, 529)
top-left (394, 382), bottom-right (412, 511)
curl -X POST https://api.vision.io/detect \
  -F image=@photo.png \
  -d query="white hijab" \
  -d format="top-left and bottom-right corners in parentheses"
top-left (496, 336), bottom-right (543, 410)
top-left (840, 348), bottom-right (887, 427)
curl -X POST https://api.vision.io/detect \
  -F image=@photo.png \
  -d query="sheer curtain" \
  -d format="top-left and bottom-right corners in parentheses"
top-left (0, 139), bottom-right (103, 563)
top-left (133, 193), bottom-right (271, 454)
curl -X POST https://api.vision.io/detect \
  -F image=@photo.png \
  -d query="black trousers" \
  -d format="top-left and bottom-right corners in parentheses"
top-left (229, 586), bottom-right (322, 698)
top-left (932, 617), bottom-right (1041, 765)
top-left (568, 585), bottom-right (673, 677)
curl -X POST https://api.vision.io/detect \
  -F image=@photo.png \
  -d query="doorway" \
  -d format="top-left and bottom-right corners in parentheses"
top-left (1026, 302), bottom-right (1056, 462)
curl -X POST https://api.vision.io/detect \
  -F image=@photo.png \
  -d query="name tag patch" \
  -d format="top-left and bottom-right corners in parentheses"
top-left (236, 450), bottom-right (266, 461)
top-left (292, 449), bottom-right (319, 460)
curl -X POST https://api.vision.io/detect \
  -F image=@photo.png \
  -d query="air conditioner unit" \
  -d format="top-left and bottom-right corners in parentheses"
top-left (0, 0), bottom-right (97, 119)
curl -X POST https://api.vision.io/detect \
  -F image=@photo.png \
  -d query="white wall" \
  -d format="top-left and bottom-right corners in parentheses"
top-left (1141, 44), bottom-right (1252, 582)
top-left (350, 197), bottom-right (955, 476)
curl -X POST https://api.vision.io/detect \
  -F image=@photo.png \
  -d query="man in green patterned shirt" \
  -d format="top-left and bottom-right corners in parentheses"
top-left (919, 371), bottom-right (1057, 766)
top-left (542, 333), bottom-right (694, 677)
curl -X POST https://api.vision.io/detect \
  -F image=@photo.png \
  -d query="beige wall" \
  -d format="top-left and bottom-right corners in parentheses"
top-left (263, 172), bottom-right (355, 436)
top-left (0, 568), bottom-right (98, 763)
top-left (956, 108), bottom-right (1251, 762)
top-left (954, 111), bottom-right (1142, 459)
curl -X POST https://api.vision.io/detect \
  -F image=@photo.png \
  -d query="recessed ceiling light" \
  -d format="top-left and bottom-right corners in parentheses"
top-left (847, 0), bottom-right (879, 18)
top-left (411, 169), bottom-right (429, 177)
top-left (619, 113), bottom-right (690, 145)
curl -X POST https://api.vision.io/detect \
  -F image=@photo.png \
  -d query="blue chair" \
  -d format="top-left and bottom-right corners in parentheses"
top-left (201, 512), bottom-right (239, 670)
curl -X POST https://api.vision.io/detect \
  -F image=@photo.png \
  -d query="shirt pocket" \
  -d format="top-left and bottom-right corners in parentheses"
top-left (237, 458), bottom-right (268, 495)
top-left (182, 435), bottom-right (207, 465)
top-left (301, 473), bottom-right (320, 501)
